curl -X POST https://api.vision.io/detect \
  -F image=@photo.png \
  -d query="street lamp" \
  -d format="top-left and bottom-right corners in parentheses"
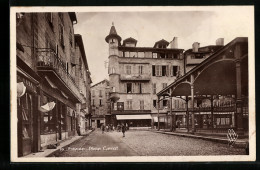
top-left (157, 92), bottom-right (171, 131)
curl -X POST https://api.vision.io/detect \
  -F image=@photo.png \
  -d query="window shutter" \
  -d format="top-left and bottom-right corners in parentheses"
top-left (132, 83), bottom-right (135, 93)
top-left (159, 66), bottom-right (162, 76)
top-left (141, 83), bottom-right (145, 93)
top-left (155, 65), bottom-right (159, 76)
top-left (124, 83), bottom-right (127, 93)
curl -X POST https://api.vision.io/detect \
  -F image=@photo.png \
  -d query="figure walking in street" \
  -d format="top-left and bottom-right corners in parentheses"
top-left (101, 124), bottom-right (105, 134)
top-left (122, 123), bottom-right (126, 137)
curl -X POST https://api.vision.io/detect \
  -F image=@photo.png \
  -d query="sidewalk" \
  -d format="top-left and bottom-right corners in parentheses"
top-left (24, 130), bottom-right (93, 158)
top-left (149, 129), bottom-right (248, 149)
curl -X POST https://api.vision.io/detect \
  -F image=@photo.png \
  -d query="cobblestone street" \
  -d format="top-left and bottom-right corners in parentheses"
top-left (53, 129), bottom-right (245, 157)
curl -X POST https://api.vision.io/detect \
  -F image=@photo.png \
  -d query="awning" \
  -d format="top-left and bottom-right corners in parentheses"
top-left (116, 114), bottom-right (152, 120)
top-left (39, 101), bottom-right (56, 113)
top-left (17, 82), bottom-right (26, 98)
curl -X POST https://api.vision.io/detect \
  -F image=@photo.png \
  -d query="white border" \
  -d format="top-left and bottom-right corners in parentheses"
top-left (10, 6), bottom-right (255, 162)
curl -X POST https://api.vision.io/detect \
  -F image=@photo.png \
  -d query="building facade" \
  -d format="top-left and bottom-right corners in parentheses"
top-left (184, 38), bottom-right (224, 73)
top-left (90, 79), bottom-right (110, 128)
top-left (157, 37), bottom-right (248, 135)
top-left (105, 24), bottom-right (184, 129)
top-left (16, 12), bottom-right (91, 157)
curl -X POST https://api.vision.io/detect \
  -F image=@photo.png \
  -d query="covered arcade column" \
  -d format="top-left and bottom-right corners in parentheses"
top-left (190, 74), bottom-right (195, 133)
top-left (234, 44), bottom-right (243, 131)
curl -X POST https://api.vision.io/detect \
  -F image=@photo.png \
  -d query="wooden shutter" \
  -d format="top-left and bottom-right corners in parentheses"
top-left (159, 66), bottom-right (162, 76)
top-left (132, 83), bottom-right (135, 93)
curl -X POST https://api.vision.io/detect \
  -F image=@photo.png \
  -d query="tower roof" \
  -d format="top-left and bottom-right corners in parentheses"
top-left (105, 23), bottom-right (122, 43)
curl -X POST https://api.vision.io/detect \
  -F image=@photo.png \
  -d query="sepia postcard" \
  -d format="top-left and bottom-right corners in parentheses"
top-left (10, 6), bottom-right (255, 162)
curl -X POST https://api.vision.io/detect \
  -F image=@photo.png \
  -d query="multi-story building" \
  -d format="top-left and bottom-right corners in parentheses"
top-left (184, 38), bottom-right (224, 73)
top-left (105, 24), bottom-right (184, 128)
top-left (16, 12), bottom-right (91, 157)
top-left (90, 79), bottom-right (110, 128)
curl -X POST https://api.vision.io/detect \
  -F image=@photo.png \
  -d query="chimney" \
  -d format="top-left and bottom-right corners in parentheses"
top-left (170, 37), bottom-right (178, 49)
top-left (216, 38), bottom-right (224, 46)
top-left (192, 42), bottom-right (200, 52)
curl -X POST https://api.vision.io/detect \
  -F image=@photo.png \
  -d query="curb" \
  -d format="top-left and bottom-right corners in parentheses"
top-left (46, 130), bottom-right (94, 157)
top-left (151, 130), bottom-right (247, 149)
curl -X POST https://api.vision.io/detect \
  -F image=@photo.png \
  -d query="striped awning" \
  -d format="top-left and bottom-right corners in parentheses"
top-left (116, 114), bottom-right (152, 120)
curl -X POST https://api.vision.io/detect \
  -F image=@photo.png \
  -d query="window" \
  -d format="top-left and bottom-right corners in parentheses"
top-left (41, 95), bottom-right (56, 134)
top-left (126, 83), bottom-right (132, 93)
top-left (163, 100), bottom-right (168, 107)
top-left (152, 65), bottom-right (155, 76)
top-left (140, 100), bottom-right (144, 110)
top-left (138, 65), bottom-right (143, 75)
top-left (92, 99), bottom-right (95, 106)
top-left (138, 83), bottom-right (144, 94)
top-left (126, 65), bottom-right (131, 75)
top-left (126, 100), bottom-right (132, 110)
top-left (152, 53), bottom-right (157, 58)
top-left (172, 66), bottom-right (178, 76)
top-left (99, 99), bottom-right (102, 106)
top-left (19, 93), bottom-right (32, 138)
top-left (155, 65), bottom-right (160, 76)
top-left (153, 83), bottom-right (156, 94)
top-left (153, 100), bottom-right (157, 108)
top-left (111, 67), bottom-right (116, 74)
top-left (173, 54), bottom-right (178, 59)
top-left (162, 83), bottom-right (167, 89)
top-left (99, 90), bottom-right (102, 97)
top-left (160, 53), bottom-right (166, 59)
top-left (59, 24), bottom-right (64, 48)
top-left (162, 66), bottom-right (167, 76)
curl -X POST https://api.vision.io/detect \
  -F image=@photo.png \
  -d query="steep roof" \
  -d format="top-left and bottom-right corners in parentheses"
top-left (91, 79), bottom-right (109, 88)
top-left (153, 39), bottom-right (169, 48)
top-left (105, 24), bottom-right (122, 43)
top-left (123, 37), bottom-right (137, 46)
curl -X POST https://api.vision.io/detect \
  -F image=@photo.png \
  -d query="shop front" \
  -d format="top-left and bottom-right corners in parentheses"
top-left (115, 114), bottom-right (152, 129)
top-left (17, 71), bottom-right (39, 157)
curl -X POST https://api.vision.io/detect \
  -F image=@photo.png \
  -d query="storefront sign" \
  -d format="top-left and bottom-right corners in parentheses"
top-left (17, 74), bottom-right (37, 93)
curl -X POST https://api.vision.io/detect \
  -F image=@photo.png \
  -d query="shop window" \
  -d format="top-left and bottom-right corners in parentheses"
top-left (41, 96), bottom-right (56, 134)
top-left (19, 93), bottom-right (32, 139)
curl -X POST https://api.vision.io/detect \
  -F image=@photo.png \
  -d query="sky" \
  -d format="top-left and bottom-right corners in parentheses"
top-left (73, 8), bottom-right (253, 85)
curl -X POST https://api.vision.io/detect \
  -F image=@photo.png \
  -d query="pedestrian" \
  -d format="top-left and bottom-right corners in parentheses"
top-left (106, 125), bottom-right (109, 132)
top-left (112, 125), bottom-right (115, 131)
top-left (121, 123), bottom-right (126, 137)
top-left (101, 124), bottom-right (105, 134)
top-left (126, 123), bottom-right (128, 131)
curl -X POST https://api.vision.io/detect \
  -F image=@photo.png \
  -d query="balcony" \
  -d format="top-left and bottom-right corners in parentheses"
top-left (36, 49), bottom-right (81, 102)
top-left (120, 73), bottom-right (151, 81)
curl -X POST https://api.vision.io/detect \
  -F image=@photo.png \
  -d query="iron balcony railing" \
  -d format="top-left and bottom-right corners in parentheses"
top-left (36, 49), bottom-right (81, 98)
top-left (120, 73), bottom-right (151, 81)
